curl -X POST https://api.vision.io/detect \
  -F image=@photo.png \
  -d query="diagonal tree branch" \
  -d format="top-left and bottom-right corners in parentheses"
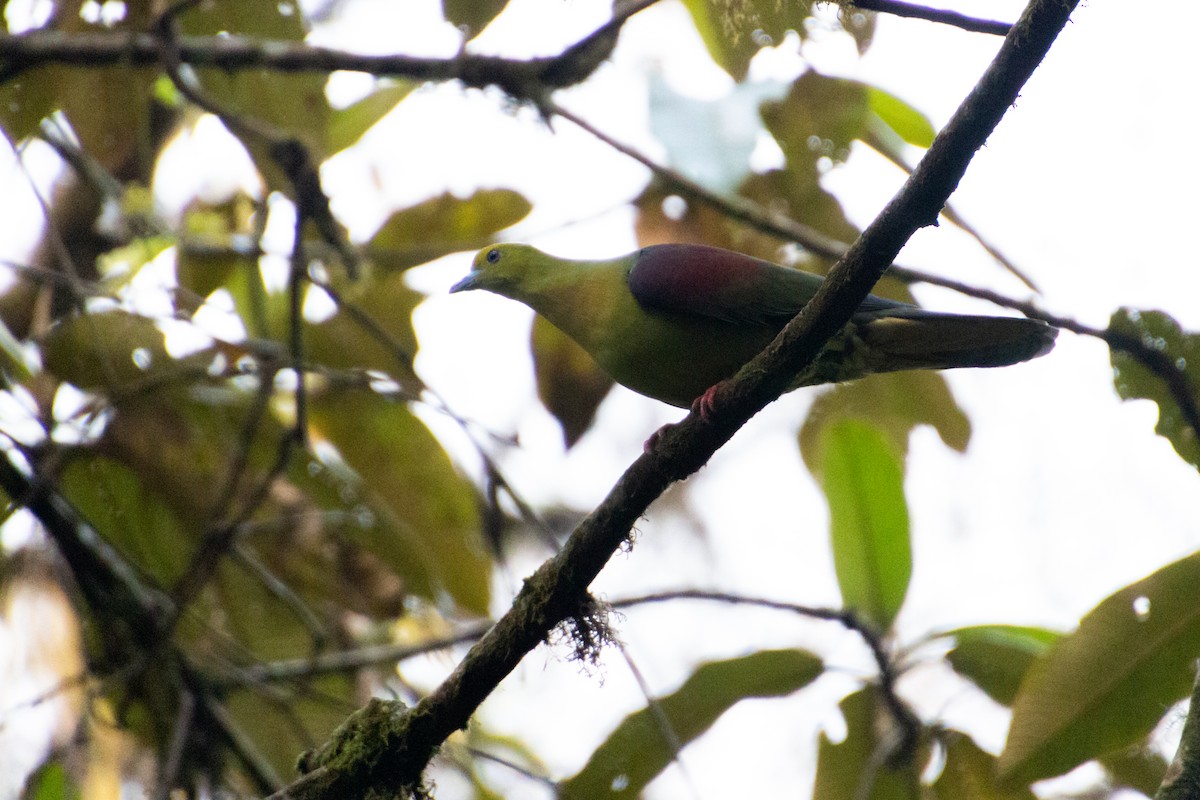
top-left (269, 0), bottom-right (1081, 796)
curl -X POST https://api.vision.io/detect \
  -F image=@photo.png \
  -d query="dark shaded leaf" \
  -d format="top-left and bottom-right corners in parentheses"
top-left (818, 419), bottom-right (910, 630)
top-left (999, 552), bottom-right (1200, 784)
top-left (762, 71), bottom-right (869, 170)
top-left (367, 189), bottom-right (533, 271)
top-left (0, 69), bottom-right (58, 141)
top-left (442, 0), bottom-right (510, 37)
top-left (559, 649), bottom-right (823, 799)
top-left (1101, 746), bottom-right (1170, 797)
top-left (177, 195), bottom-right (259, 302)
top-left (1110, 308), bottom-right (1200, 469)
top-left (531, 316), bottom-right (614, 448)
top-left (42, 310), bottom-right (174, 391)
top-left (944, 625), bottom-right (1061, 707)
top-left (813, 687), bottom-right (921, 800)
top-left (934, 733), bottom-right (1036, 800)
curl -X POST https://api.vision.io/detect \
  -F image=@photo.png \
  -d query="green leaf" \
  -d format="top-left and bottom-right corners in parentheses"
top-left (367, 189), bottom-right (533, 271)
top-left (0, 69), bottom-right (58, 141)
top-left (559, 649), bottom-right (822, 799)
top-left (442, 0), bottom-right (510, 37)
top-left (813, 687), bottom-right (921, 800)
top-left (1100, 746), bottom-right (1170, 797)
top-left (42, 310), bottom-right (173, 391)
top-left (60, 455), bottom-right (197, 587)
top-left (999, 551), bottom-right (1200, 784)
top-left (867, 87), bottom-right (936, 149)
top-left (818, 419), bottom-right (911, 630)
top-left (800, 371), bottom-right (970, 476)
top-left (180, 1), bottom-right (332, 188)
top-left (761, 72), bottom-right (870, 171)
top-left (327, 82), bottom-right (415, 154)
top-left (305, 271), bottom-right (425, 393)
top-left (679, 0), bottom-right (816, 81)
top-left (1109, 308), bottom-right (1200, 469)
top-left (0, 314), bottom-right (32, 385)
top-left (309, 390), bottom-right (490, 615)
top-left (24, 760), bottom-right (83, 800)
top-left (531, 316), bottom-right (613, 448)
top-left (944, 625), bottom-right (1061, 707)
top-left (934, 733), bottom-right (1036, 800)
top-left (177, 195), bottom-right (259, 302)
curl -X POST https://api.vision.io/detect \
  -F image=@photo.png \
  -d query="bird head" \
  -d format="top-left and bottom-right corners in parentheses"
top-left (450, 244), bottom-right (543, 296)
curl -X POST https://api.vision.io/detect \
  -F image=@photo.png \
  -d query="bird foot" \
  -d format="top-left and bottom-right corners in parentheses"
top-left (691, 382), bottom-right (723, 423)
top-left (643, 383), bottom-right (725, 453)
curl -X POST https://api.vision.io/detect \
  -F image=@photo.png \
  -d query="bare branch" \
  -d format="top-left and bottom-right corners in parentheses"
top-left (851, 0), bottom-right (1011, 35)
top-left (614, 590), bottom-right (919, 756)
top-left (0, 0), bottom-right (660, 94)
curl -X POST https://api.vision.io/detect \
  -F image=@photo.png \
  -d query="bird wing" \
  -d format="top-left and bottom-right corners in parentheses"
top-left (627, 244), bottom-right (906, 326)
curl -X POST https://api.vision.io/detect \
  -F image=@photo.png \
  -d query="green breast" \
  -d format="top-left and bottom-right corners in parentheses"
top-left (530, 261), bottom-right (778, 407)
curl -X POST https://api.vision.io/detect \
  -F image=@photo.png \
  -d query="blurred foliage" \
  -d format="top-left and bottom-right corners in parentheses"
top-left (1110, 307), bottom-right (1200, 470)
top-left (999, 551), bottom-right (1200, 784)
top-left (813, 687), bottom-right (922, 800)
top-left (0, 1), bottom-right (1193, 799)
top-left (943, 624), bottom-right (1061, 707)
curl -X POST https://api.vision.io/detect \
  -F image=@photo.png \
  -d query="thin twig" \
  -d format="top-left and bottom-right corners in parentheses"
top-left (613, 591), bottom-right (919, 753)
top-left (208, 622), bottom-right (492, 687)
top-left (851, 0), bottom-right (1011, 35)
top-left (886, 267), bottom-right (1200, 445)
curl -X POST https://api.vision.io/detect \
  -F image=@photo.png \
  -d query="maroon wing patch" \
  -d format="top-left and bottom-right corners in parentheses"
top-left (628, 244), bottom-right (777, 320)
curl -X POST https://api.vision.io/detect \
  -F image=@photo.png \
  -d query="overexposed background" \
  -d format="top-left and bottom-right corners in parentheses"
top-left (1, 0), bottom-right (1198, 796)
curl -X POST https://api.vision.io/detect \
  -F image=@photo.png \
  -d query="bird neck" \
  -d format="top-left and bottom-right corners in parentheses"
top-left (516, 256), bottom-right (631, 350)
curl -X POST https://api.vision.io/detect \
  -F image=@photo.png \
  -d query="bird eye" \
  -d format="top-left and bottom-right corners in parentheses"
top-left (486, 248), bottom-right (501, 264)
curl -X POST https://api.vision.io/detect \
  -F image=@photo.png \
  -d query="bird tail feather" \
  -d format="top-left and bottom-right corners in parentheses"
top-left (857, 312), bottom-right (1057, 372)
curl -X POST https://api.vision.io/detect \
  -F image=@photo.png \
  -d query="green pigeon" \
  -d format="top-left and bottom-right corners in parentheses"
top-left (451, 243), bottom-right (1056, 411)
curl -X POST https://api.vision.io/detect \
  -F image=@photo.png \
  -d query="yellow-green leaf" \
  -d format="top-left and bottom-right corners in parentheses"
top-left (42, 310), bottom-right (172, 391)
top-left (819, 419), bottom-right (911, 630)
top-left (305, 271), bottom-right (424, 393)
top-left (944, 625), bottom-right (1061, 707)
top-left (559, 649), bottom-right (823, 799)
top-left (531, 316), bottom-right (613, 448)
top-left (935, 733), bottom-right (1036, 800)
top-left (1109, 308), bottom-right (1200, 469)
top-left (813, 687), bottom-right (920, 800)
top-left (309, 390), bottom-right (490, 615)
top-left (868, 87), bottom-right (935, 149)
top-left (680, 0), bottom-right (816, 81)
top-left (367, 189), bottom-right (533, 272)
top-left (999, 551), bottom-right (1200, 784)
top-left (800, 371), bottom-right (970, 476)
top-left (328, 82), bottom-right (415, 155)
